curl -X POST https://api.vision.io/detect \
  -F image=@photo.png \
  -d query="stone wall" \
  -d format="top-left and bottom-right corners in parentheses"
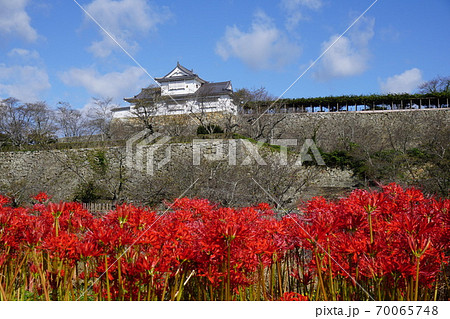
top-left (116, 111), bottom-right (234, 136)
top-left (114, 108), bottom-right (450, 153)
top-left (3, 109), bottom-right (446, 205)
top-left (240, 108), bottom-right (450, 151)
top-left (0, 147), bottom-right (125, 203)
top-left (0, 139), bottom-right (356, 206)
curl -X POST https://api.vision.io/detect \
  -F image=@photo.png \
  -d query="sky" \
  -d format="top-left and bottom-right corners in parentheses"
top-left (0, 0), bottom-right (449, 110)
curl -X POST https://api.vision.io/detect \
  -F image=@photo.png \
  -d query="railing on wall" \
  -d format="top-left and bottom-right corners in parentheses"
top-left (239, 95), bottom-right (450, 114)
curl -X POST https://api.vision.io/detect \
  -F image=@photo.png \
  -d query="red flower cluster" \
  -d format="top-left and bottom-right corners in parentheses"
top-left (0, 185), bottom-right (448, 301)
top-left (279, 292), bottom-right (309, 301)
top-left (284, 184), bottom-right (448, 300)
top-left (32, 192), bottom-right (52, 204)
top-left (0, 195), bottom-right (9, 206)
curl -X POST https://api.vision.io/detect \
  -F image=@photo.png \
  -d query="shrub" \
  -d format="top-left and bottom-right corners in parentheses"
top-left (73, 180), bottom-right (101, 203)
top-left (197, 124), bottom-right (224, 135)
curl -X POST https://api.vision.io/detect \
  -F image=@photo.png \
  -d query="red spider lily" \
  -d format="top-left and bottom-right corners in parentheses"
top-left (254, 202), bottom-right (273, 215)
top-left (295, 197), bottom-right (343, 247)
top-left (169, 197), bottom-right (216, 215)
top-left (40, 232), bottom-right (80, 261)
top-left (352, 189), bottom-right (386, 214)
top-left (20, 216), bottom-right (50, 247)
top-left (77, 240), bottom-right (103, 259)
top-left (0, 186), bottom-right (448, 301)
top-left (0, 195), bottom-right (10, 206)
top-left (0, 253), bottom-right (6, 267)
top-left (32, 192), bottom-right (51, 204)
top-left (382, 183), bottom-right (406, 198)
top-left (279, 292), bottom-right (309, 301)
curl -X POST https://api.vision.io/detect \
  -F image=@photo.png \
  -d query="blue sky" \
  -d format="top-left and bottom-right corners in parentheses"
top-left (0, 0), bottom-right (449, 109)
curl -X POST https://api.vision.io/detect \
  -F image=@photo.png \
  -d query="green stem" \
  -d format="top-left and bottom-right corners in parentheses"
top-left (377, 277), bottom-right (382, 301)
top-left (161, 273), bottom-right (169, 301)
top-left (32, 250), bottom-right (49, 301)
top-left (259, 261), bottom-right (266, 300)
top-left (62, 262), bottom-right (69, 300)
top-left (176, 271), bottom-right (186, 301)
top-left (0, 280), bottom-right (7, 301)
top-left (414, 256), bottom-right (420, 301)
top-left (433, 277), bottom-right (438, 301)
top-left (117, 256), bottom-right (123, 300)
top-left (55, 217), bottom-right (59, 237)
top-left (276, 258), bottom-right (283, 298)
top-left (368, 212), bottom-right (373, 245)
top-left (327, 242), bottom-right (335, 301)
top-left (315, 250), bottom-right (327, 301)
top-left (84, 262), bottom-right (89, 301)
top-left (226, 243), bottom-right (231, 301)
top-left (104, 256), bottom-right (111, 301)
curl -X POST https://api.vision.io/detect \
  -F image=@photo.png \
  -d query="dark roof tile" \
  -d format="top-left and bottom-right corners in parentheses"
top-left (196, 81), bottom-right (233, 96)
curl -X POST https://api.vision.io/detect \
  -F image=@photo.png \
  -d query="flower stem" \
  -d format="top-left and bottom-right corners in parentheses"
top-left (368, 212), bottom-right (373, 245)
top-left (315, 250), bottom-right (327, 301)
top-left (104, 255), bottom-right (111, 301)
top-left (226, 244), bottom-right (231, 301)
top-left (414, 256), bottom-right (420, 301)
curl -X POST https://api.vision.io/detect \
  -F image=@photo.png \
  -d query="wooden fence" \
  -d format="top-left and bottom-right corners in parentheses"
top-left (81, 202), bottom-right (115, 214)
top-left (81, 203), bottom-right (300, 220)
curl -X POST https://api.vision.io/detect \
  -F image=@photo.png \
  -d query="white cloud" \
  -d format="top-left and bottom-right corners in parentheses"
top-left (83, 0), bottom-right (171, 57)
top-left (281, 0), bottom-right (323, 30)
top-left (60, 66), bottom-right (148, 101)
top-left (313, 17), bottom-right (375, 80)
top-left (0, 64), bottom-right (50, 102)
top-left (380, 68), bottom-right (423, 94)
top-left (216, 10), bottom-right (301, 70)
top-left (0, 0), bottom-right (38, 42)
top-left (8, 48), bottom-right (40, 60)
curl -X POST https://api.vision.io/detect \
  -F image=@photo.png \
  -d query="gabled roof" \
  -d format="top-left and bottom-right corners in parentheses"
top-left (122, 63), bottom-right (234, 107)
top-left (155, 62), bottom-right (206, 84)
top-left (165, 61), bottom-right (194, 77)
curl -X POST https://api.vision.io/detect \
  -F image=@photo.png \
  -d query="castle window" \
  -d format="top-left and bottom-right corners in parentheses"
top-left (168, 81), bottom-right (184, 91)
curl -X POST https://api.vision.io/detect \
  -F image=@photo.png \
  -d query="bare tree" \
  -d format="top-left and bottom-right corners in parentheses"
top-left (188, 85), bottom-right (224, 135)
top-left (221, 109), bottom-right (239, 138)
top-left (125, 140), bottom-right (320, 209)
top-left (232, 87), bottom-right (287, 142)
top-left (130, 85), bottom-right (167, 133)
top-left (418, 76), bottom-right (450, 94)
top-left (55, 102), bottom-right (91, 138)
top-left (159, 114), bottom-right (194, 136)
top-left (233, 87), bottom-right (274, 113)
top-left (0, 98), bottom-right (57, 146)
top-left (25, 101), bottom-right (58, 144)
top-left (88, 97), bottom-right (116, 140)
top-left (0, 98), bottom-right (28, 146)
